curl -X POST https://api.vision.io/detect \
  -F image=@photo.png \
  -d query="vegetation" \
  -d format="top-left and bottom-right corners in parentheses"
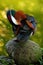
top-left (0, 0), bottom-right (43, 65)
top-left (0, 56), bottom-right (15, 65)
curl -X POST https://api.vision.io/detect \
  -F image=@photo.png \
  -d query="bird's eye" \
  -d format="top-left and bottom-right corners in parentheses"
top-left (28, 20), bottom-right (32, 23)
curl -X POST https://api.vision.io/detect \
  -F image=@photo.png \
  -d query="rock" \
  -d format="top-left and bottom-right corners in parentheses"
top-left (0, 55), bottom-right (16, 65)
top-left (5, 38), bottom-right (42, 65)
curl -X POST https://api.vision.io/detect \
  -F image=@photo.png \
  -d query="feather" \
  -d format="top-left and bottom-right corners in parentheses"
top-left (10, 11), bottom-right (19, 25)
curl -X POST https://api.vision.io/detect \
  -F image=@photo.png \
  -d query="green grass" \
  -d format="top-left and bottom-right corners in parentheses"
top-left (0, 0), bottom-right (43, 55)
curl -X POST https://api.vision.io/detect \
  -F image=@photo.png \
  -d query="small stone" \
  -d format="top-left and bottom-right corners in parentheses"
top-left (6, 38), bottom-right (42, 65)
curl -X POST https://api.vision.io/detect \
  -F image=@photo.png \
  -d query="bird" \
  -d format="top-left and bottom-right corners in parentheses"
top-left (6, 10), bottom-right (37, 42)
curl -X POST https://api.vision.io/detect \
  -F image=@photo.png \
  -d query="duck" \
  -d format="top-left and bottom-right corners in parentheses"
top-left (6, 10), bottom-right (37, 42)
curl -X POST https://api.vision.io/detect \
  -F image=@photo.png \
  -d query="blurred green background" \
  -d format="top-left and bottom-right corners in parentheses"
top-left (0, 0), bottom-right (43, 55)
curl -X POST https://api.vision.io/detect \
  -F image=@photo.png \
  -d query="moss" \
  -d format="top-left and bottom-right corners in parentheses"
top-left (0, 56), bottom-right (15, 65)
